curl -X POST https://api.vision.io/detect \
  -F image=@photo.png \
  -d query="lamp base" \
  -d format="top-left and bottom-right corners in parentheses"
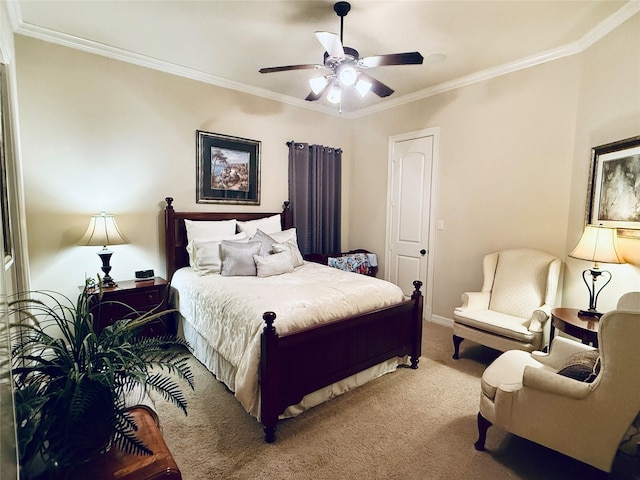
top-left (578, 309), bottom-right (603, 319)
top-left (579, 267), bottom-right (611, 320)
top-left (97, 248), bottom-right (118, 288)
top-left (101, 274), bottom-right (117, 289)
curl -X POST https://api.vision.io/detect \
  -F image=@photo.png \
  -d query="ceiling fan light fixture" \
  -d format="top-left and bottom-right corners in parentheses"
top-left (309, 76), bottom-right (328, 95)
top-left (259, 1), bottom-right (423, 108)
top-left (337, 64), bottom-right (358, 86)
top-left (355, 78), bottom-right (372, 97)
top-left (326, 83), bottom-right (342, 104)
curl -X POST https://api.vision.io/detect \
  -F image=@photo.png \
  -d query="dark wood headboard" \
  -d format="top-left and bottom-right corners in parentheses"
top-left (164, 197), bottom-right (292, 281)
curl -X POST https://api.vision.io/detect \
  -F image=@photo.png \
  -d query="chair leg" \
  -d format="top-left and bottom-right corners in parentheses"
top-left (474, 412), bottom-right (492, 451)
top-left (452, 334), bottom-right (464, 359)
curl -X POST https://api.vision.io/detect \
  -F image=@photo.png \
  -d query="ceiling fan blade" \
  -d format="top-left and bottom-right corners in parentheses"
top-left (315, 31), bottom-right (344, 58)
top-left (259, 64), bottom-right (322, 74)
top-left (305, 83), bottom-right (330, 102)
top-left (358, 72), bottom-right (394, 98)
top-left (360, 52), bottom-right (424, 68)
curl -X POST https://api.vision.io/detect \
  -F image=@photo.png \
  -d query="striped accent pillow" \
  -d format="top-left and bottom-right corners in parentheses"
top-left (272, 240), bottom-right (304, 267)
top-left (253, 251), bottom-right (294, 278)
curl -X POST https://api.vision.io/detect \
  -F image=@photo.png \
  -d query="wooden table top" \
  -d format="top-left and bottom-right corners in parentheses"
top-left (551, 307), bottom-right (599, 333)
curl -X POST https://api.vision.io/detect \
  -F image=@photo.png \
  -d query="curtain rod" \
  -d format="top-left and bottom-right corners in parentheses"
top-left (286, 141), bottom-right (342, 154)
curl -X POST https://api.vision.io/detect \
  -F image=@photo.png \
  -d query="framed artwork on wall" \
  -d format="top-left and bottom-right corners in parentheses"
top-left (196, 130), bottom-right (261, 205)
top-left (587, 135), bottom-right (640, 238)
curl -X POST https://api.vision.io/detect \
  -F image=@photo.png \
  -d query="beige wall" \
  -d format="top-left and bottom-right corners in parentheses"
top-left (349, 13), bottom-right (640, 320)
top-left (15, 36), bottom-right (351, 300)
top-left (351, 58), bottom-right (580, 320)
top-left (14, 12), bottom-right (640, 315)
top-left (563, 13), bottom-right (640, 312)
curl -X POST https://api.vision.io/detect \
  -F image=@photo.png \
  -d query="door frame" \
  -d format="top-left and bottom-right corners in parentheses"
top-left (384, 127), bottom-right (440, 321)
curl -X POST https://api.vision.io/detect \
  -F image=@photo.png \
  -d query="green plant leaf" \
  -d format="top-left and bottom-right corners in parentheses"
top-left (10, 283), bottom-right (193, 471)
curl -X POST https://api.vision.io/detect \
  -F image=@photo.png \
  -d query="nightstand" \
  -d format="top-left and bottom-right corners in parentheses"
top-left (87, 277), bottom-right (172, 337)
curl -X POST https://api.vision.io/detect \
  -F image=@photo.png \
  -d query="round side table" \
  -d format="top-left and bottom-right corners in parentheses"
top-left (550, 307), bottom-right (599, 347)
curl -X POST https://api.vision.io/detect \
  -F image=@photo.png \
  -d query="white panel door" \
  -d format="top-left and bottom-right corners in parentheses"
top-left (387, 134), bottom-right (434, 300)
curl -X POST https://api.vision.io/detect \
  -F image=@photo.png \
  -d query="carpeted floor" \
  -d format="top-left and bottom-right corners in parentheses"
top-left (151, 321), bottom-right (633, 480)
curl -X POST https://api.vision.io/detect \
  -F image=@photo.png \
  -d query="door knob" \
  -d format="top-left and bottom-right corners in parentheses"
top-left (420, 249), bottom-right (427, 256)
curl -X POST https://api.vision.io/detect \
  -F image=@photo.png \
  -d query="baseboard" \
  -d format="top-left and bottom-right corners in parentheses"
top-left (428, 315), bottom-right (453, 328)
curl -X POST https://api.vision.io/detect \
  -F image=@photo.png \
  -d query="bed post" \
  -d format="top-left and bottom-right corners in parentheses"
top-left (164, 197), bottom-right (176, 281)
top-left (281, 201), bottom-right (292, 230)
top-left (410, 280), bottom-right (423, 369)
top-left (260, 311), bottom-right (279, 443)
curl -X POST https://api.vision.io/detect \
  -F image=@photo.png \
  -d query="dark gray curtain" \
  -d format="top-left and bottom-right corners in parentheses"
top-left (288, 141), bottom-right (341, 255)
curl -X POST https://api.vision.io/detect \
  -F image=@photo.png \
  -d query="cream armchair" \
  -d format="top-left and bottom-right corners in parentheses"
top-left (475, 292), bottom-right (640, 473)
top-left (452, 248), bottom-right (561, 359)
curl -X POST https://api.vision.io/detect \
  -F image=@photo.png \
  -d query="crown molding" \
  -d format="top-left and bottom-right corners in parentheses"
top-left (9, 0), bottom-right (639, 119)
top-left (12, 20), bottom-right (344, 117)
top-left (352, 1), bottom-right (640, 118)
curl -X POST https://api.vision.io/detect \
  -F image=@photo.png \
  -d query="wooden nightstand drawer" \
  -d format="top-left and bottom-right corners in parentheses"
top-left (87, 278), bottom-right (171, 337)
top-left (113, 289), bottom-right (162, 310)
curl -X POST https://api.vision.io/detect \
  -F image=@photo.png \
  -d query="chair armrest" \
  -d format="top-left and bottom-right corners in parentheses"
top-left (522, 365), bottom-right (594, 399)
top-left (454, 291), bottom-right (490, 313)
top-left (528, 305), bottom-right (552, 333)
top-left (531, 336), bottom-right (596, 369)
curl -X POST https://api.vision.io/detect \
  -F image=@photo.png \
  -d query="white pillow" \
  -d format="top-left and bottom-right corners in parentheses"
top-left (237, 214), bottom-right (282, 237)
top-left (185, 219), bottom-right (236, 244)
top-left (253, 251), bottom-right (294, 278)
top-left (191, 232), bottom-right (246, 275)
top-left (185, 219), bottom-right (237, 267)
top-left (272, 240), bottom-right (304, 268)
top-left (268, 227), bottom-right (297, 244)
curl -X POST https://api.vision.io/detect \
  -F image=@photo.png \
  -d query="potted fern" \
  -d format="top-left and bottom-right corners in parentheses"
top-left (10, 279), bottom-right (193, 479)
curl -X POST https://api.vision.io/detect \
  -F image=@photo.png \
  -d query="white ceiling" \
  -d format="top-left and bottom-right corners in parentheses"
top-left (8, 0), bottom-right (639, 117)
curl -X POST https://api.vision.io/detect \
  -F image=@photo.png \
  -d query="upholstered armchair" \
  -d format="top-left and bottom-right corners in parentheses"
top-left (452, 248), bottom-right (561, 359)
top-left (474, 292), bottom-right (640, 473)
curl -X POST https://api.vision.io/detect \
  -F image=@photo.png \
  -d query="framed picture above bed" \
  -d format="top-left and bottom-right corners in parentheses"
top-left (196, 130), bottom-right (261, 205)
top-left (586, 135), bottom-right (640, 238)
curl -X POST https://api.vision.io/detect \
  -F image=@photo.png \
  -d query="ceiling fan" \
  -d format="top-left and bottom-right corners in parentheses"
top-left (258, 1), bottom-right (424, 106)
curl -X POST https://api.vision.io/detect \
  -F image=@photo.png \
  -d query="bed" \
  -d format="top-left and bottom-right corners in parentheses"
top-left (163, 197), bottom-right (423, 442)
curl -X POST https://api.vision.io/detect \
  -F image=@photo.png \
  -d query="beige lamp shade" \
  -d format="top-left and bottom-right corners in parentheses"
top-left (78, 212), bottom-right (128, 247)
top-left (569, 225), bottom-right (624, 267)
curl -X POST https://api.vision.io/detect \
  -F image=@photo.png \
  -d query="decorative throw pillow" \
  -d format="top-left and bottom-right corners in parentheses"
top-left (220, 240), bottom-right (261, 276)
top-left (251, 229), bottom-right (277, 256)
top-left (272, 240), bottom-right (304, 268)
top-left (556, 350), bottom-right (600, 383)
top-left (253, 251), bottom-right (294, 278)
top-left (191, 233), bottom-right (247, 276)
top-left (186, 231), bottom-right (245, 269)
top-left (328, 253), bottom-right (370, 275)
top-left (237, 214), bottom-right (282, 237)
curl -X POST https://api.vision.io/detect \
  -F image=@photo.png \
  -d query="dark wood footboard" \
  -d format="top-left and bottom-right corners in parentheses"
top-left (260, 280), bottom-right (423, 443)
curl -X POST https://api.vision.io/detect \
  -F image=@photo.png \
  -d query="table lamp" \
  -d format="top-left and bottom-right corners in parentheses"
top-left (78, 212), bottom-right (129, 288)
top-left (569, 224), bottom-right (625, 318)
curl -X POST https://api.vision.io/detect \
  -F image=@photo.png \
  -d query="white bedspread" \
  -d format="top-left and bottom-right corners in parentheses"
top-left (171, 261), bottom-right (406, 417)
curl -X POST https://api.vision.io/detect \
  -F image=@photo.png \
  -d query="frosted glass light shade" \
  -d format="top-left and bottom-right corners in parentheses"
top-left (309, 76), bottom-right (328, 95)
top-left (355, 79), bottom-right (372, 98)
top-left (337, 65), bottom-right (357, 86)
top-left (326, 84), bottom-right (341, 104)
top-left (78, 212), bottom-right (128, 248)
top-left (569, 225), bottom-right (624, 267)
